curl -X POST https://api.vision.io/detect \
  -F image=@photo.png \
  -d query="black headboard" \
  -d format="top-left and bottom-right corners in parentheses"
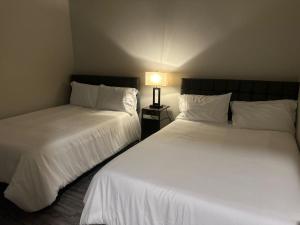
top-left (181, 78), bottom-right (299, 101)
top-left (181, 78), bottom-right (299, 120)
top-left (70, 74), bottom-right (140, 111)
top-left (71, 74), bottom-right (139, 89)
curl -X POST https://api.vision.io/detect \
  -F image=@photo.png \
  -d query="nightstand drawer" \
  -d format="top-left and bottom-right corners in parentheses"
top-left (142, 109), bottom-right (160, 116)
top-left (142, 114), bottom-right (159, 120)
top-left (141, 105), bottom-right (171, 140)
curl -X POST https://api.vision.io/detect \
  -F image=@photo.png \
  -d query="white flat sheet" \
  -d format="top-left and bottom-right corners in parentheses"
top-left (0, 105), bottom-right (140, 212)
top-left (81, 119), bottom-right (300, 225)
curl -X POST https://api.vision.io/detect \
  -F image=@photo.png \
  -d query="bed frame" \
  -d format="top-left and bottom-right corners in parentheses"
top-left (71, 74), bottom-right (140, 112)
top-left (181, 78), bottom-right (299, 119)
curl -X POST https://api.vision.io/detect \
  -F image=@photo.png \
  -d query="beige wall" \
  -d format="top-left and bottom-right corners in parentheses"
top-left (71, 0), bottom-right (300, 116)
top-left (0, 0), bottom-right (74, 119)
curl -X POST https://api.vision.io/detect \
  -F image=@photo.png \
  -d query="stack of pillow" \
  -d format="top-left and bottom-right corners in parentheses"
top-left (177, 93), bottom-right (298, 134)
top-left (70, 81), bottom-right (138, 114)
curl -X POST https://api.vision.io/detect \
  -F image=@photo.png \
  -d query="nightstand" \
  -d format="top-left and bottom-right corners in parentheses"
top-left (141, 105), bottom-right (172, 139)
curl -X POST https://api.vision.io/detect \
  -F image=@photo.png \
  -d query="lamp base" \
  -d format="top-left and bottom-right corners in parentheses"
top-left (151, 87), bottom-right (162, 109)
top-left (149, 104), bottom-right (164, 109)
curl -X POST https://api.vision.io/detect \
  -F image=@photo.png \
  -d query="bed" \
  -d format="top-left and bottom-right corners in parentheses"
top-left (0, 75), bottom-right (141, 212)
top-left (80, 79), bottom-right (300, 225)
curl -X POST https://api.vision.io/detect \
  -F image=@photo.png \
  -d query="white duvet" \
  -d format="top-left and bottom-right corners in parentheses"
top-left (0, 105), bottom-right (140, 212)
top-left (81, 119), bottom-right (300, 225)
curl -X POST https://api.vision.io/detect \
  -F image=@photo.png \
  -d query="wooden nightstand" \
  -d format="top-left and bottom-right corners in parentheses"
top-left (141, 105), bottom-right (172, 139)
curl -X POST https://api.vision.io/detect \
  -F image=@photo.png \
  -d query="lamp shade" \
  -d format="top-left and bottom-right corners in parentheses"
top-left (145, 72), bottom-right (168, 87)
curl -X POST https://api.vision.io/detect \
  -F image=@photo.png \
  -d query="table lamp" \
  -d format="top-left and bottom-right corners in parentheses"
top-left (145, 72), bottom-right (168, 109)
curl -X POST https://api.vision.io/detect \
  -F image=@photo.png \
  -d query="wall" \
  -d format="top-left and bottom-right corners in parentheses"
top-left (70, 0), bottom-right (300, 116)
top-left (0, 0), bottom-right (73, 119)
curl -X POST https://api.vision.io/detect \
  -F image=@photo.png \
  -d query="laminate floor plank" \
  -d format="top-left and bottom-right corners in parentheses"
top-left (0, 165), bottom-right (99, 225)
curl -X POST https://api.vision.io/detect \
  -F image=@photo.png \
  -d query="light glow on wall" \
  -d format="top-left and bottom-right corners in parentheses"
top-left (95, 1), bottom-right (270, 71)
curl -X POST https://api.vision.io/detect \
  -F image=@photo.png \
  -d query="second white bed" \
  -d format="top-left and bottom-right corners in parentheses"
top-left (81, 119), bottom-right (300, 225)
top-left (0, 105), bottom-right (140, 212)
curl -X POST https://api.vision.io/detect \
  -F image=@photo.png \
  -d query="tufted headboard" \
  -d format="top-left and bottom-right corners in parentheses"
top-left (70, 74), bottom-right (140, 112)
top-left (181, 78), bottom-right (299, 119)
top-left (181, 78), bottom-right (299, 100)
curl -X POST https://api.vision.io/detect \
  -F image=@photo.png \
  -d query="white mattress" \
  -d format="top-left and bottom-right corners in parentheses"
top-left (81, 119), bottom-right (300, 225)
top-left (0, 105), bottom-right (140, 212)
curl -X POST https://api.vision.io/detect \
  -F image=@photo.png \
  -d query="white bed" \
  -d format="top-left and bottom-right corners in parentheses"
top-left (0, 105), bottom-right (140, 212)
top-left (80, 119), bottom-right (300, 225)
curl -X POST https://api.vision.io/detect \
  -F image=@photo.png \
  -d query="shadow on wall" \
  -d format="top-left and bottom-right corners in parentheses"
top-left (71, 0), bottom-right (300, 116)
top-left (178, 1), bottom-right (300, 81)
top-left (73, 30), bottom-right (141, 75)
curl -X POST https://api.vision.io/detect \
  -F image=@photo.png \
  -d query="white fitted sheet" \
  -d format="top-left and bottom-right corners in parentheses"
top-left (81, 119), bottom-right (300, 225)
top-left (0, 105), bottom-right (140, 212)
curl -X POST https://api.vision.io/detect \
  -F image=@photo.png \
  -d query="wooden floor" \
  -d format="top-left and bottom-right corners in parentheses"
top-left (0, 167), bottom-right (96, 225)
top-left (0, 142), bottom-right (138, 225)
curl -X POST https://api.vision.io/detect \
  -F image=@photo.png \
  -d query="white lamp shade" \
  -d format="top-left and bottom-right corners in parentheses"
top-left (145, 72), bottom-right (168, 87)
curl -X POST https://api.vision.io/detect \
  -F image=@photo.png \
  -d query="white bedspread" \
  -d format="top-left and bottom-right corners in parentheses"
top-left (0, 105), bottom-right (140, 212)
top-left (81, 119), bottom-right (300, 225)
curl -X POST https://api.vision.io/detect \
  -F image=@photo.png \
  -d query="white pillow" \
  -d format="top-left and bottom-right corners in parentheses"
top-left (177, 93), bottom-right (232, 123)
top-left (96, 85), bottom-right (138, 114)
top-left (231, 100), bottom-right (297, 133)
top-left (70, 81), bottom-right (99, 108)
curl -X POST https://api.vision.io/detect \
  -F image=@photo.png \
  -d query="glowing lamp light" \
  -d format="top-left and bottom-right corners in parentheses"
top-left (145, 72), bottom-right (168, 109)
top-left (151, 73), bottom-right (161, 84)
top-left (145, 72), bottom-right (167, 87)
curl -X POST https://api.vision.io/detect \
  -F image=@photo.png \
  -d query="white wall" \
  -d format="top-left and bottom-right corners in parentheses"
top-left (70, 0), bottom-right (300, 116)
top-left (0, 0), bottom-right (74, 119)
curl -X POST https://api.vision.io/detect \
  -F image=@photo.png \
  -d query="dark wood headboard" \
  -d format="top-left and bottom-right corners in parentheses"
top-left (181, 78), bottom-right (299, 101)
top-left (71, 74), bottom-right (139, 89)
top-left (70, 74), bottom-right (140, 111)
top-left (181, 78), bottom-right (299, 120)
